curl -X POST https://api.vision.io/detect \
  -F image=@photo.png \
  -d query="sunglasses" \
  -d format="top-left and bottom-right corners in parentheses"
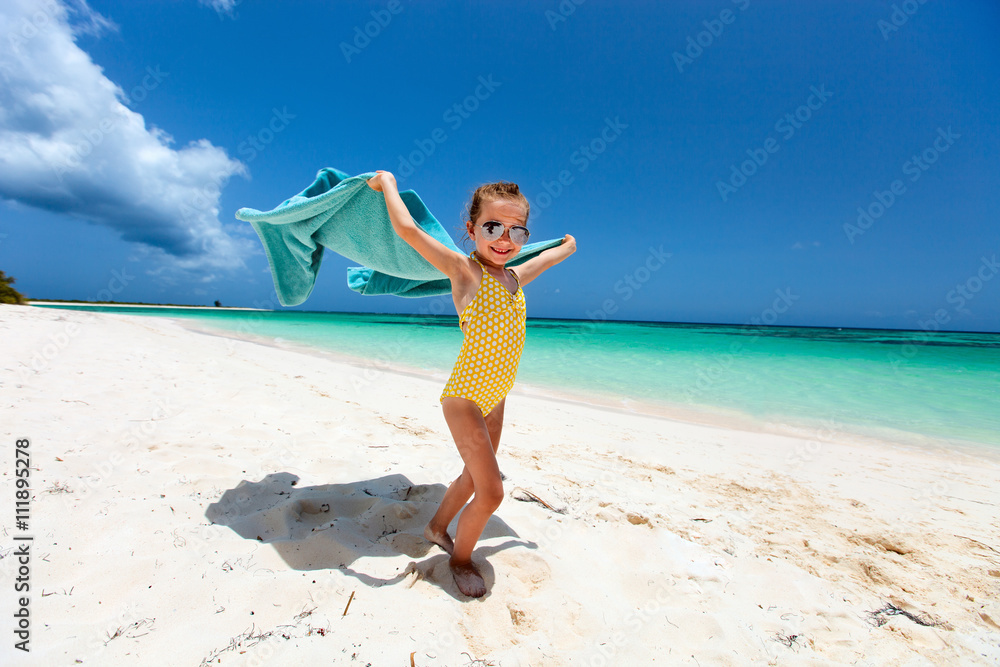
top-left (476, 220), bottom-right (530, 245)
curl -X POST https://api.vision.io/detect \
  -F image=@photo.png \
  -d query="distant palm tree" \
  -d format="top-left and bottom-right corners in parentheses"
top-left (214, 300), bottom-right (222, 307)
top-left (0, 271), bottom-right (27, 304)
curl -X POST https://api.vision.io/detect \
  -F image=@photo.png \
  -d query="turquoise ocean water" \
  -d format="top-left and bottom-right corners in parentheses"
top-left (35, 304), bottom-right (1000, 451)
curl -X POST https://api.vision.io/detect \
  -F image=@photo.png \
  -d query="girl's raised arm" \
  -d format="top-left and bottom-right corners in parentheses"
top-left (368, 171), bottom-right (471, 284)
top-left (508, 234), bottom-right (576, 287)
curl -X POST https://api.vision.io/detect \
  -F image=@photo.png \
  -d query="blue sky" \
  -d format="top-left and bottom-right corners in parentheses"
top-left (1, 0), bottom-right (998, 332)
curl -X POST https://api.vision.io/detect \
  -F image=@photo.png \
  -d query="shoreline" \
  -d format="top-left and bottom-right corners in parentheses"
top-left (172, 311), bottom-right (1000, 464)
top-left (28, 300), bottom-right (1000, 336)
top-left (33, 302), bottom-right (1000, 456)
top-left (28, 299), bottom-right (267, 311)
top-left (5, 303), bottom-right (1000, 664)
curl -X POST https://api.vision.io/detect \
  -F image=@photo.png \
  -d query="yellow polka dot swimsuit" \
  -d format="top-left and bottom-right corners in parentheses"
top-left (440, 252), bottom-right (526, 417)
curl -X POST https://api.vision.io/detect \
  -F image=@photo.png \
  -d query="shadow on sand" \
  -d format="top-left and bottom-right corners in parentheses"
top-left (205, 472), bottom-right (528, 599)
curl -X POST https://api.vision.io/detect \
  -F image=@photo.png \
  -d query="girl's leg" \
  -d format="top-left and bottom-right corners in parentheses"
top-left (425, 398), bottom-right (505, 552)
top-left (432, 397), bottom-right (507, 597)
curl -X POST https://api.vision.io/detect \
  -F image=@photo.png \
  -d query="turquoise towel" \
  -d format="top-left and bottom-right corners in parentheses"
top-left (236, 168), bottom-right (565, 306)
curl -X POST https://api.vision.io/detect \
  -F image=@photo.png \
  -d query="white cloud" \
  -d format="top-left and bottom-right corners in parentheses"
top-left (198, 0), bottom-right (240, 18)
top-left (0, 0), bottom-right (252, 275)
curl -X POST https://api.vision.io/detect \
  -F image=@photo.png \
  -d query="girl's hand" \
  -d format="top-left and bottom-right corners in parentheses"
top-left (561, 234), bottom-right (577, 253)
top-left (366, 170), bottom-right (396, 192)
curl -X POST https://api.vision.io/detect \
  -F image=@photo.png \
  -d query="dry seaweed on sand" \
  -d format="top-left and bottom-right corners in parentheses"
top-left (104, 618), bottom-right (155, 644)
top-left (198, 624), bottom-right (276, 666)
top-left (43, 480), bottom-right (73, 494)
top-left (294, 606), bottom-right (316, 621)
top-left (510, 487), bottom-right (567, 514)
top-left (771, 632), bottom-right (804, 649)
top-left (866, 603), bottom-right (942, 628)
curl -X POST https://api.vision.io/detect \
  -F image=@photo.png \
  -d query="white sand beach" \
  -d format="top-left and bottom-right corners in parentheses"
top-left (2, 304), bottom-right (999, 665)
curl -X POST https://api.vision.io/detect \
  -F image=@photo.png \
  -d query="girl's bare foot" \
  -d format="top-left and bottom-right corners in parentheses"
top-left (449, 558), bottom-right (486, 598)
top-left (424, 523), bottom-right (455, 555)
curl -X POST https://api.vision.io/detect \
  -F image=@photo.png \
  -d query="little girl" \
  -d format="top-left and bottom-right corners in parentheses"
top-left (367, 170), bottom-right (576, 597)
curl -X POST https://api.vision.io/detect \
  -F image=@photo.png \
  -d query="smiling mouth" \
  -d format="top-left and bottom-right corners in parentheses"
top-left (491, 246), bottom-right (511, 255)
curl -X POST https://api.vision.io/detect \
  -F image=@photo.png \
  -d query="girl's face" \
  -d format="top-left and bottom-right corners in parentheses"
top-left (467, 198), bottom-right (528, 266)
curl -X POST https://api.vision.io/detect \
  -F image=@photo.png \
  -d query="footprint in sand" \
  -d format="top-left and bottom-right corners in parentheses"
top-left (507, 603), bottom-right (535, 634)
top-left (493, 550), bottom-right (551, 598)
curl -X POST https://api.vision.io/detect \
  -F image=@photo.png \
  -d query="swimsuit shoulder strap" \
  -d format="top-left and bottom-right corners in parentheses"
top-left (471, 251), bottom-right (519, 295)
top-left (507, 266), bottom-right (521, 286)
top-left (458, 253), bottom-right (483, 327)
top-left (471, 252), bottom-right (495, 286)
